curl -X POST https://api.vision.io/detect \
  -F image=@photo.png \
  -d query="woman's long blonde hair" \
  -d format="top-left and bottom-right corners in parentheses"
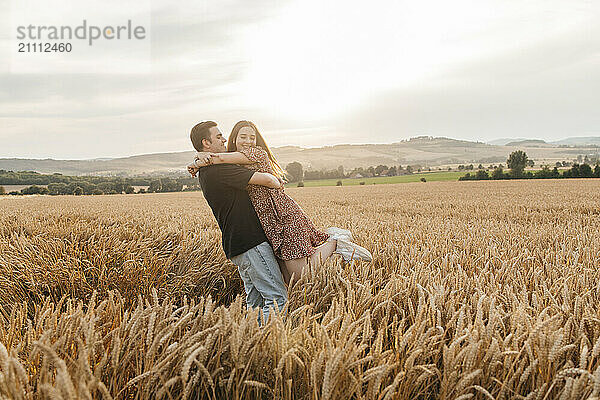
top-left (228, 121), bottom-right (286, 179)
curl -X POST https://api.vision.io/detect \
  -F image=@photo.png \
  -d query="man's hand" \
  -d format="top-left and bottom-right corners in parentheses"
top-left (249, 172), bottom-right (283, 189)
top-left (187, 162), bottom-right (200, 177)
top-left (277, 177), bottom-right (286, 189)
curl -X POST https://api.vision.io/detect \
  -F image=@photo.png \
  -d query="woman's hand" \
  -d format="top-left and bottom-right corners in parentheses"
top-left (187, 162), bottom-right (199, 177)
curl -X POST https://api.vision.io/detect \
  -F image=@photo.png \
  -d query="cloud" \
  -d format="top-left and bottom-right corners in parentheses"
top-left (0, 0), bottom-right (288, 125)
top-left (332, 37), bottom-right (599, 142)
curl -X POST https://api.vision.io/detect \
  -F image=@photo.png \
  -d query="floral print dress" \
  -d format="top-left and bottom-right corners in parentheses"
top-left (238, 146), bottom-right (329, 260)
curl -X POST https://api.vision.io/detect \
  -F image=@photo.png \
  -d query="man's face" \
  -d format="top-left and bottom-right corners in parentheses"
top-left (204, 127), bottom-right (227, 153)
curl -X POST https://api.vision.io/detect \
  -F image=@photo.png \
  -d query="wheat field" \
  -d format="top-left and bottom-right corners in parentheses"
top-left (1, 180), bottom-right (599, 399)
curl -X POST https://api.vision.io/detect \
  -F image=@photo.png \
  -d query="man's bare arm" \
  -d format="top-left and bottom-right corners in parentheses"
top-left (248, 172), bottom-right (283, 189)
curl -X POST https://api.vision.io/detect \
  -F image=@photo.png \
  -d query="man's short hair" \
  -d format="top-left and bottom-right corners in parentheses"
top-left (190, 121), bottom-right (217, 151)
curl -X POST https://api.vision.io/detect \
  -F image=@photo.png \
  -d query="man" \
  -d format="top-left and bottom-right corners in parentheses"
top-left (188, 121), bottom-right (287, 324)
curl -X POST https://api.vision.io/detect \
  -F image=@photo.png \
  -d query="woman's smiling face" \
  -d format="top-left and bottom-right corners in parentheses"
top-left (236, 126), bottom-right (257, 150)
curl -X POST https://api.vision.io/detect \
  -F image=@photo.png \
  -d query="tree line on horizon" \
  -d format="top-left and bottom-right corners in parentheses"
top-left (0, 170), bottom-right (199, 196)
top-left (459, 150), bottom-right (600, 181)
top-left (284, 162), bottom-right (457, 183)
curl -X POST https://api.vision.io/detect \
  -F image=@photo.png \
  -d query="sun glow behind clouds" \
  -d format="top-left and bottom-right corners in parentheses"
top-left (240, 0), bottom-right (593, 121)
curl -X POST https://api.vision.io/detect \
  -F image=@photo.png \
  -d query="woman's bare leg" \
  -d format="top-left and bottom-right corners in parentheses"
top-left (284, 239), bottom-right (337, 286)
top-left (284, 258), bottom-right (308, 287)
top-left (277, 257), bottom-right (291, 286)
top-left (308, 239), bottom-right (337, 266)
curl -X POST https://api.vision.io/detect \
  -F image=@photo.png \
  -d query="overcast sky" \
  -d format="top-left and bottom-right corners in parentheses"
top-left (0, 0), bottom-right (598, 159)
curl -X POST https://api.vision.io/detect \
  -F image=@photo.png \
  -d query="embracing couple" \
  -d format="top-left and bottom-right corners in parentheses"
top-left (187, 120), bottom-right (372, 324)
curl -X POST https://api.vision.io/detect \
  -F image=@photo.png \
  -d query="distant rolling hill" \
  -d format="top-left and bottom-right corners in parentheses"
top-left (2, 136), bottom-right (599, 176)
top-left (550, 137), bottom-right (600, 146)
top-left (504, 139), bottom-right (550, 147)
top-left (487, 138), bottom-right (529, 145)
top-left (0, 152), bottom-right (197, 177)
top-left (490, 137), bottom-right (600, 146)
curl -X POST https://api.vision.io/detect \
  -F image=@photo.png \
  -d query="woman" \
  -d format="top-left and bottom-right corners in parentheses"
top-left (191, 120), bottom-right (372, 285)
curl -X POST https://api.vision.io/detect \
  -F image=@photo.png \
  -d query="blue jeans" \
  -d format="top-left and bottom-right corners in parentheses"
top-left (230, 241), bottom-right (288, 325)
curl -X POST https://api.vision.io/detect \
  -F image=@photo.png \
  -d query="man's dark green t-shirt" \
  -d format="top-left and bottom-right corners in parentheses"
top-left (198, 164), bottom-right (268, 258)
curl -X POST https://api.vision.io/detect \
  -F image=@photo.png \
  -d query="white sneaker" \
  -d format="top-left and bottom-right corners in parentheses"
top-left (334, 238), bottom-right (373, 262)
top-left (325, 227), bottom-right (353, 241)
